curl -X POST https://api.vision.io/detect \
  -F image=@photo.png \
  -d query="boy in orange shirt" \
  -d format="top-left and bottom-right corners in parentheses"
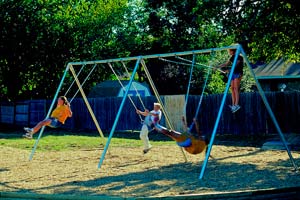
top-left (23, 96), bottom-right (72, 139)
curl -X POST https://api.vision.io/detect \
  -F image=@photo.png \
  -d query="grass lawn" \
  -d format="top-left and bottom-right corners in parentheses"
top-left (0, 132), bottom-right (175, 151)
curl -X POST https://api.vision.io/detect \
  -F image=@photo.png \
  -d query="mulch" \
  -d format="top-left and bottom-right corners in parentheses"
top-left (1, 139), bottom-right (300, 198)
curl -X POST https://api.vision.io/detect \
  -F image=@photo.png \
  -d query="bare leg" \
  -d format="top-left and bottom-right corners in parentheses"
top-left (181, 116), bottom-right (188, 132)
top-left (234, 77), bottom-right (242, 105)
top-left (193, 118), bottom-right (203, 140)
top-left (231, 80), bottom-right (236, 105)
top-left (154, 124), bottom-right (183, 141)
top-left (31, 119), bottom-right (52, 134)
top-left (233, 77), bottom-right (242, 105)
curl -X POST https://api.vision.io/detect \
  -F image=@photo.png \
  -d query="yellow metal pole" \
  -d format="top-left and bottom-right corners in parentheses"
top-left (141, 59), bottom-right (188, 162)
top-left (69, 65), bottom-right (105, 141)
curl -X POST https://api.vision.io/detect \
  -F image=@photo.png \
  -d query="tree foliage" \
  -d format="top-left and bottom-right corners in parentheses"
top-left (210, 0), bottom-right (300, 62)
top-left (0, 0), bottom-right (127, 101)
top-left (141, 0), bottom-right (300, 95)
top-left (138, 0), bottom-right (228, 94)
top-left (0, 0), bottom-right (299, 101)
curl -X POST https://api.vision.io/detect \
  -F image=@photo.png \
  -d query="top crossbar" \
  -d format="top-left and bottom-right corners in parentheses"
top-left (68, 45), bottom-right (238, 66)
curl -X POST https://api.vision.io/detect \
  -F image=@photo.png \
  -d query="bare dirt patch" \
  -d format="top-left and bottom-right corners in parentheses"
top-left (1, 143), bottom-right (300, 198)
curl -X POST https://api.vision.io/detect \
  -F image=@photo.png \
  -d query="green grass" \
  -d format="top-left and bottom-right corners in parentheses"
top-left (0, 134), bottom-right (174, 151)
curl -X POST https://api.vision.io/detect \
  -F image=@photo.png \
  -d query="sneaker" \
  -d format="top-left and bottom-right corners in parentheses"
top-left (228, 105), bottom-right (234, 111)
top-left (232, 105), bottom-right (241, 113)
top-left (24, 127), bottom-right (33, 133)
top-left (22, 132), bottom-right (33, 139)
top-left (143, 147), bottom-right (152, 154)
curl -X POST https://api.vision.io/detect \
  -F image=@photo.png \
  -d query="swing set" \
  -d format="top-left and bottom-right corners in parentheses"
top-left (108, 53), bottom-right (213, 157)
top-left (28, 44), bottom-right (298, 180)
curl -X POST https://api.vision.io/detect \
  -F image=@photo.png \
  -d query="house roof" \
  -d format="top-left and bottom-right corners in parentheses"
top-left (88, 80), bottom-right (150, 97)
top-left (253, 58), bottom-right (300, 79)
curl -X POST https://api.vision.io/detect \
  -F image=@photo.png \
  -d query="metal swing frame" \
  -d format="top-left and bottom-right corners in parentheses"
top-left (29, 44), bottom-right (298, 180)
top-left (29, 63), bottom-right (106, 161)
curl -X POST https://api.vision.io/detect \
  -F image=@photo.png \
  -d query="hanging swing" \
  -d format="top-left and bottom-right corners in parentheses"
top-left (153, 53), bottom-right (213, 155)
top-left (29, 63), bottom-right (106, 161)
top-left (107, 62), bottom-right (148, 124)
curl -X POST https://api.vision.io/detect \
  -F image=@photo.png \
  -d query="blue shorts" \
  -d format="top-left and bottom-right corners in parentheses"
top-left (231, 73), bottom-right (242, 81)
top-left (177, 137), bottom-right (192, 147)
top-left (48, 117), bottom-right (63, 128)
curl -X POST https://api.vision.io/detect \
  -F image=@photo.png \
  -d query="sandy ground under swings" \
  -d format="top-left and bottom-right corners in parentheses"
top-left (1, 142), bottom-right (300, 198)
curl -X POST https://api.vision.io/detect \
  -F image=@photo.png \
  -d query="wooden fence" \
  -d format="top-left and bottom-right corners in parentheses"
top-left (1, 92), bottom-right (300, 136)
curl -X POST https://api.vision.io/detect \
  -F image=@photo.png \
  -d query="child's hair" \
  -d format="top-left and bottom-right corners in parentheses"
top-left (59, 96), bottom-right (69, 105)
top-left (228, 48), bottom-right (236, 53)
top-left (154, 102), bottom-right (161, 108)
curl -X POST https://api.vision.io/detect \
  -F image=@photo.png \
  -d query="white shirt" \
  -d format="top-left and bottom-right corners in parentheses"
top-left (150, 110), bottom-right (162, 122)
top-left (143, 109), bottom-right (162, 127)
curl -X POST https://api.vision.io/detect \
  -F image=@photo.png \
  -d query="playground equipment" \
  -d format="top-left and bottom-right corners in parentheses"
top-left (28, 44), bottom-right (298, 180)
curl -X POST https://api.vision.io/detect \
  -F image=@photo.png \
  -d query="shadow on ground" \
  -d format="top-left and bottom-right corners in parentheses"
top-left (6, 156), bottom-right (298, 198)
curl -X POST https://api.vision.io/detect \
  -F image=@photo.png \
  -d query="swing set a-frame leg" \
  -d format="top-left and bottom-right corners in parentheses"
top-left (241, 48), bottom-right (298, 173)
top-left (199, 45), bottom-right (298, 180)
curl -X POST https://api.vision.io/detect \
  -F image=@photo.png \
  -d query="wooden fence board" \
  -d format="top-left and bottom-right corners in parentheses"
top-left (0, 104), bottom-right (14, 124)
top-left (164, 95), bottom-right (185, 132)
top-left (1, 92), bottom-right (299, 136)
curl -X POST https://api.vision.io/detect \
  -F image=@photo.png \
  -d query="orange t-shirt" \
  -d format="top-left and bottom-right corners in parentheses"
top-left (50, 105), bottom-right (71, 124)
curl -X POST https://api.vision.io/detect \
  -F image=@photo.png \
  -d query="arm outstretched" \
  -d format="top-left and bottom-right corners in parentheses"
top-left (136, 109), bottom-right (149, 117)
top-left (181, 116), bottom-right (188, 132)
top-left (193, 118), bottom-right (202, 139)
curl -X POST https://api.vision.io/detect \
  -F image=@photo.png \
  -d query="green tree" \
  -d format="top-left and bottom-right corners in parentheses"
top-left (210, 0), bottom-right (300, 62)
top-left (1, 0), bottom-right (299, 101)
top-left (0, 0), bottom-right (127, 101)
top-left (138, 0), bottom-right (229, 95)
top-left (207, 71), bottom-right (226, 94)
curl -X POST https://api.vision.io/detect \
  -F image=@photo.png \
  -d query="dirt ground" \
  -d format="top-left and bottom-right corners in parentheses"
top-left (1, 142), bottom-right (300, 198)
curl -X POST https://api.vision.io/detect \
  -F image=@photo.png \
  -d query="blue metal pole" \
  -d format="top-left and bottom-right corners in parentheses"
top-left (29, 64), bottom-right (71, 161)
top-left (199, 45), bottom-right (242, 179)
top-left (241, 49), bottom-right (298, 171)
top-left (97, 57), bottom-right (142, 169)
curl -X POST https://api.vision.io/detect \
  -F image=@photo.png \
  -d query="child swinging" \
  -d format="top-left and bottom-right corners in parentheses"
top-left (154, 116), bottom-right (208, 155)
